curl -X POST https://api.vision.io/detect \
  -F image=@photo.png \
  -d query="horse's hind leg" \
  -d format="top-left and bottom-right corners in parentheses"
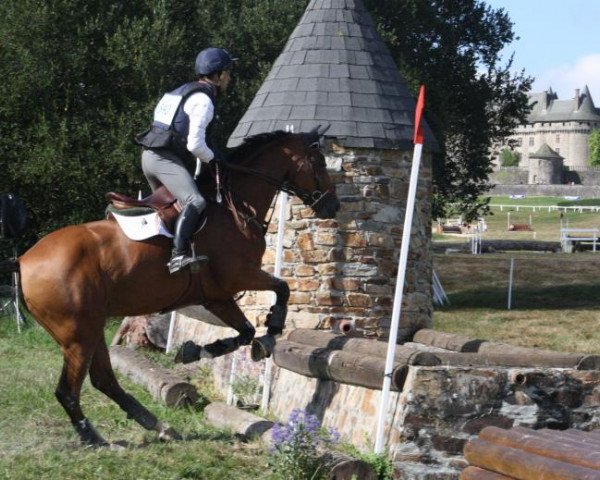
top-left (55, 343), bottom-right (108, 446)
top-left (88, 340), bottom-right (181, 441)
top-left (174, 298), bottom-right (256, 364)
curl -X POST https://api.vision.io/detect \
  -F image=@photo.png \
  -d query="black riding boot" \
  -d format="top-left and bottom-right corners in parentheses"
top-left (167, 204), bottom-right (208, 274)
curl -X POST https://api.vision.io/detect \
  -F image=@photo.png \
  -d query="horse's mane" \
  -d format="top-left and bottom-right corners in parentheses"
top-left (226, 130), bottom-right (292, 163)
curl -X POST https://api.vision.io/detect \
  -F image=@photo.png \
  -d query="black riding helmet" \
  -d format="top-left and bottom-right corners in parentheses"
top-left (194, 47), bottom-right (236, 76)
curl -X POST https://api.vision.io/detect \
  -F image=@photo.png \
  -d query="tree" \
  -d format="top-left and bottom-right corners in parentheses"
top-left (589, 130), bottom-right (600, 166)
top-left (500, 148), bottom-right (521, 167)
top-left (0, 0), bottom-right (531, 241)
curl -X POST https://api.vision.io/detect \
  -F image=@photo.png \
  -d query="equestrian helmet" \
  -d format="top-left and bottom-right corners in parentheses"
top-left (195, 47), bottom-right (236, 76)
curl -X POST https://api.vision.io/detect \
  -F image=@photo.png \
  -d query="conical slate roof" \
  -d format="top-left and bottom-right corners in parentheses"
top-left (530, 143), bottom-right (563, 160)
top-left (228, 0), bottom-right (436, 150)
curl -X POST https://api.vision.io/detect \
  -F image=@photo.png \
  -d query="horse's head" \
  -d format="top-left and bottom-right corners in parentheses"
top-left (282, 127), bottom-right (340, 219)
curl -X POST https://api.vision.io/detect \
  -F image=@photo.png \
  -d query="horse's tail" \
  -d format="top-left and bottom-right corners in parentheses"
top-left (0, 258), bottom-right (19, 274)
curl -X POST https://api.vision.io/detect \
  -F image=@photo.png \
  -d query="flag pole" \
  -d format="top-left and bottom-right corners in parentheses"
top-left (261, 124), bottom-right (292, 412)
top-left (374, 86), bottom-right (426, 454)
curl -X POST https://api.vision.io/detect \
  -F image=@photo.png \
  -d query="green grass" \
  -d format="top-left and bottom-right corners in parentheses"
top-left (0, 317), bottom-right (271, 480)
top-left (433, 252), bottom-right (600, 353)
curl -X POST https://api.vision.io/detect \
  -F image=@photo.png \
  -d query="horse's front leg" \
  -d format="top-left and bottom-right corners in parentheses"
top-left (174, 298), bottom-right (256, 364)
top-left (250, 272), bottom-right (290, 361)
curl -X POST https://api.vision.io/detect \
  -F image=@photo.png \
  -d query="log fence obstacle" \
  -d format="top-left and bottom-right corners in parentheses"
top-left (461, 426), bottom-right (600, 479)
top-left (279, 329), bottom-right (600, 378)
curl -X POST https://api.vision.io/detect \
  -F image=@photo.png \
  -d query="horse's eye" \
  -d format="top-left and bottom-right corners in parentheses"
top-left (309, 141), bottom-right (320, 149)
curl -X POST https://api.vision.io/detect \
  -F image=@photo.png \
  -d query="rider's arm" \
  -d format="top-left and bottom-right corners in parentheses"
top-left (184, 92), bottom-right (215, 163)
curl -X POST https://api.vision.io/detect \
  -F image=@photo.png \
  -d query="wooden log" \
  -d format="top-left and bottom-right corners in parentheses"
top-left (273, 340), bottom-right (407, 391)
top-left (513, 427), bottom-right (600, 450)
top-left (203, 402), bottom-right (273, 439)
top-left (412, 329), bottom-right (484, 352)
top-left (433, 351), bottom-right (596, 370)
top-left (460, 466), bottom-right (516, 480)
top-left (110, 346), bottom-right (198, 407)
top-left (464, 438), bottom-right (600, 480)
top-left (319, 450), bottom-right (378, 480)
top-left (413, 329), bottom-right (600, 369)
top-left (479, 426), bottom-right (600, 470)
top-left (287, 329), bottom-right (441, 366)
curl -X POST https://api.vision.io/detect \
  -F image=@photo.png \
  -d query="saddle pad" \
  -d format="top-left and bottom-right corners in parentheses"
top-left (111, 210), bottom-right (173, 241)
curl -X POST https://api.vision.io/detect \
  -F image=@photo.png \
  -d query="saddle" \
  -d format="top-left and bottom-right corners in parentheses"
top-left (105, 186), bottom-right (180, 233)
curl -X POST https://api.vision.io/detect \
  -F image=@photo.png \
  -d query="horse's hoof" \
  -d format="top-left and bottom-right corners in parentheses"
top-left (174, 341), bottom-right (202, 364)
top-left (158, 425), bottom-right (182, 442)
top-left (251, 335), bottom-right (276, 362)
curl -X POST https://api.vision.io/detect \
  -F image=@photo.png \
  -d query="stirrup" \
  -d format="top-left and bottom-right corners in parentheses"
top-left (167, 253), bottom-right (208, 274)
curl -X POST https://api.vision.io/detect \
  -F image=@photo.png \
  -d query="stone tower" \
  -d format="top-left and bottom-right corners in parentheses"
top-left (225, 0), bottom-right (437, 339)
top-left (528, 143), bottom-right (564, 185)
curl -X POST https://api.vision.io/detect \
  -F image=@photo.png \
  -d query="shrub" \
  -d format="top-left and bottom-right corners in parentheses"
top-left (269, 409), bottom-right (339, 480)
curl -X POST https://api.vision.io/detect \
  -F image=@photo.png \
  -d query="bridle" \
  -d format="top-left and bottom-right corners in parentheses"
top-left (219, 136), bottom-right (335, 210)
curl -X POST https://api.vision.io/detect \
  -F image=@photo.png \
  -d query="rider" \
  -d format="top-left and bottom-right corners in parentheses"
top-left (135, 47), bottom-right (235, 274)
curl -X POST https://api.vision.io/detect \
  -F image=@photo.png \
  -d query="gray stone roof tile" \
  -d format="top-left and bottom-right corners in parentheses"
top-left (228, 0), bottom-right (438, 150)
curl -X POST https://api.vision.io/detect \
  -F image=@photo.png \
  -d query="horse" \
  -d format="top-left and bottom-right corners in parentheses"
top-left (0, 127), bottom-right (340, 447)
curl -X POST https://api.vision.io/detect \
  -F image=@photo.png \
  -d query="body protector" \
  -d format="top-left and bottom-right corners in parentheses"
top-left (135, 82), bottom-right (216, 162)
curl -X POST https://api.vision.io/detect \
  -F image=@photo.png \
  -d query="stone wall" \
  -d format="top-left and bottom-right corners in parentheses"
top-left (491, 166), bottom-right (600, 188)
top-left (232, 140), bottom-right (432, 338)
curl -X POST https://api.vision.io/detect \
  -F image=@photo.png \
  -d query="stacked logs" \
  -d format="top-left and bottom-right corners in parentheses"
top-left (412, 329), bottom-right (600, 370)
top-left (462, 426), bottom-right (600, 479)
top-left (273, 328), bottom-right (600, 393)
top-left (274, 329), bottom-right (441, 391)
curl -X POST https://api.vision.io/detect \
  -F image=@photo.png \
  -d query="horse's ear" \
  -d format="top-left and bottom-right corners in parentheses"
top-left (306, 124), bottom-right (331, 144)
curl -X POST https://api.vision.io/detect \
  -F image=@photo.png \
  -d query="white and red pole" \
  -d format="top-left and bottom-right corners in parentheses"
top-left (374, 86), bottom-right (426, 454)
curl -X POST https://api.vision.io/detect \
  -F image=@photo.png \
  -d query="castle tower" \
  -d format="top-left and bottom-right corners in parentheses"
top-left (528, 143), bottom-right (563, 184)
top-left (227, 0), bottom-right (437, 339)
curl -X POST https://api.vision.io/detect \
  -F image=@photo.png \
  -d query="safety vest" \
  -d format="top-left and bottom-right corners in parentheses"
top-left (135, 82), bottom-right (216, 160)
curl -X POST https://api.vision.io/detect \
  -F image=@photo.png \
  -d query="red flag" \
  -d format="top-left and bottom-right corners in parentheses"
top-left (413, 85), bottom-right (425, 145)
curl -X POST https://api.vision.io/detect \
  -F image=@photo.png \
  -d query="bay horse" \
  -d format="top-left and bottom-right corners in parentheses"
top-left (0, 127), bottom-right (340, 447)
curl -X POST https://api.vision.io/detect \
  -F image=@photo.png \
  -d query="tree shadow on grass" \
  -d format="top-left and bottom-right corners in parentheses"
top-left (441, 283), bottom-right (600, 310)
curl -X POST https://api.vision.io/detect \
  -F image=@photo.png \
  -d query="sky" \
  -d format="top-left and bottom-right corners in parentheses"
top-left (484, 0), bottom-right (600, 102)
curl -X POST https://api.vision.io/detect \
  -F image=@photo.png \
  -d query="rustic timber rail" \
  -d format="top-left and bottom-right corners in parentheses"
top-left (461, 426), bottom-right (600, 479)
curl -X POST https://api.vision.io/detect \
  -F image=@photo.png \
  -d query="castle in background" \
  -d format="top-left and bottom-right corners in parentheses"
top-left (493, 86), bottom-right (600, 185)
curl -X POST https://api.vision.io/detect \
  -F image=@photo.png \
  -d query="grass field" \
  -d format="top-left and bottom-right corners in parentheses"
top-left (0, 318), bottom-right (271, 480)
top-left (433, 252), bottom-right (600, 354)
top-left (434, 196), bottom-right (600, 353)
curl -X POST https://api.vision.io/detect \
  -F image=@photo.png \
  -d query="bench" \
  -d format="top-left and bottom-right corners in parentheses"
top-left (560, 228), bottom-right (599, 252)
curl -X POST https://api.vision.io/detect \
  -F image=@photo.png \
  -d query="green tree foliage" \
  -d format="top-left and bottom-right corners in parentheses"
top-left (500, 148), bottom-right (521, 167)
top-left (0, 0), bottom-right (531, 241)
top-left (589, 130), bottom-right (600, 166)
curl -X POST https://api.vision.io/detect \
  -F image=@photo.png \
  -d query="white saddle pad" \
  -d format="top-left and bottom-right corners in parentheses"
top-left (112, 211), bottom-right (173, 241)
